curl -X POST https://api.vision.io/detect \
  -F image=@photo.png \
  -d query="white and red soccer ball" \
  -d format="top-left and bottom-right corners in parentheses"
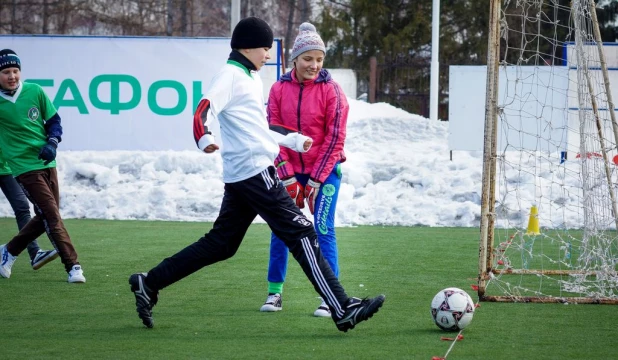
top-left (430, 287), bottom-right (475, 331)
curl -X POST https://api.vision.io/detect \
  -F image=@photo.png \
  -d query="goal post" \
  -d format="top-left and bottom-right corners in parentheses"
top-left (478, 0), bottom-right (618, 304)
top-left (478, 0), bottom-right (501, 298)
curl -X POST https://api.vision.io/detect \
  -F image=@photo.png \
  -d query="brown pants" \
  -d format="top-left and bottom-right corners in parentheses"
top-left (6, 168), bottom-right (79, 272)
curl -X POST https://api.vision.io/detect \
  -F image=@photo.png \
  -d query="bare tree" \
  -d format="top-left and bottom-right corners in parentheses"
top-left (300, 0), bottom-right (309, 22)
top-left (11, 0), bottom-right (17, 34)
top-left (0, 0), bottom-right (302, 41)
top-left (285, 0), bottom-right (297, 64)
top-left (42, 0), bottom-right (49, 34)
top-left (190, 0), bottom-right (230, 37)
top-left (180, 0), bottom-right (187, 36)
top-left (167, 0), bottom-right (173, 35)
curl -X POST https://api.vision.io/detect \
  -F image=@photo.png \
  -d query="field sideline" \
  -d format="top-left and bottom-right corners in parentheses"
top-left (0, 218), bottom-right (613, 359)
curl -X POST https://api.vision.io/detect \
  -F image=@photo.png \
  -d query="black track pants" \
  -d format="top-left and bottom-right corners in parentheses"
top-left (146, 166), bottom-right (349, 319)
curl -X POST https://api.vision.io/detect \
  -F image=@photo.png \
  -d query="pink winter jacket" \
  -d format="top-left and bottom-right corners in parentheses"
top-left (267, 68), bottom-right (349, 183)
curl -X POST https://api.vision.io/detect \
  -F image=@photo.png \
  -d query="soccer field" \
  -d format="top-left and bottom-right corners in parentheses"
top-left (0, 218), bottom-right (614, 359)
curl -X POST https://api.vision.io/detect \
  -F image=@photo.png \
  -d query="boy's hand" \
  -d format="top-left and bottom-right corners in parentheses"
top-left (38, 138), bottom-right (58, 165)
top-left (204, 144), bottom-right (220, 153)
top-left (303, 138), bottom-right (313, 152)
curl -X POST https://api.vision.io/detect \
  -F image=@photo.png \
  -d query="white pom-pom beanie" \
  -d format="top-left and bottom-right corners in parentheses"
top-left (290, 22), bottom-right (326, 60)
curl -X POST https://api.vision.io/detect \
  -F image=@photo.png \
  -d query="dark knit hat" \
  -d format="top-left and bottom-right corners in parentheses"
top-left (231, 17), bottom-right (274, 49)
top-left (0, 49), bottom-right (21, 71)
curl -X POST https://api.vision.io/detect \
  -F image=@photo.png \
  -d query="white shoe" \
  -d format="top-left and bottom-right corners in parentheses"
top-left (0, 244), bottom-right (17, 279)
top-left (260, 293), bottom-right (282, 312)
top-left (314, 299), bottom-right (331, 317)
top-left (68, 264), bottom-right (86, 283)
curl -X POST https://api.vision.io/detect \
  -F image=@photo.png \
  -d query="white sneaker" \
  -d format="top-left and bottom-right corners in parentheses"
top-left (68, 264), bottom-right (86, 283)
top-left (0, 244), bottom-right (17, 279)
top-left (260, 293), bottom-right (282, 312)
top-left (314, 298), bottom-right (331, 317)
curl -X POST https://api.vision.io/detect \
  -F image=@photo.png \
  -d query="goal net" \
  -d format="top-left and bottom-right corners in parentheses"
top-left (479, 0), bottom-right (618, 303)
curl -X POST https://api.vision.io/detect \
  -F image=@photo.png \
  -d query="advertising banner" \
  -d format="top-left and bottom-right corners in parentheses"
top-left (2, 35), bottom-right (283, 150)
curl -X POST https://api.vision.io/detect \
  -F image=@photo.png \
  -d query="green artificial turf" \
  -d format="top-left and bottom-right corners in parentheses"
top-left (0, 219), bottom-right (614, 359)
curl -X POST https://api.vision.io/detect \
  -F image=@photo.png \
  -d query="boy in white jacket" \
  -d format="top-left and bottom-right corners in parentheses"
top-left (129, 17), bottom-right (385, 332)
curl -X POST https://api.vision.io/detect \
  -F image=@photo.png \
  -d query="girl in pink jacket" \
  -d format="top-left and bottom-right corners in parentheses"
top-left (260, 22), bottom-right (350, 317)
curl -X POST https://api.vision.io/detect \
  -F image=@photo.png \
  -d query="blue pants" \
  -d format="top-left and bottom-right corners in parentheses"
top-left (0, 174), bottom-right (40, 260)
top-left (267, 164), bottom-right (341, 283)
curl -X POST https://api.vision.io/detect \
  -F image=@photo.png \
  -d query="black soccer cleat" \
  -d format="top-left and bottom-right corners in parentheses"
top-left (335, 294), bottom-right (386, 332)
top-left (129, 272), bottom-right (158, 328)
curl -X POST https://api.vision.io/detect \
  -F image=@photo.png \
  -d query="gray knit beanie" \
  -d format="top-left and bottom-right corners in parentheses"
top-left (290, 23), bottom-right (325, 60)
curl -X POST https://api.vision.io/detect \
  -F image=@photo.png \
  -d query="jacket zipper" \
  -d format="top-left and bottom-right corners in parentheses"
top-left (297, 84), bottom-right (306, 173)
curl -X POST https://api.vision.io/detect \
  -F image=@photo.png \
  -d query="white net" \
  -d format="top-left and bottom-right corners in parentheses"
top-left (485, 0), bottom-right (618, 301)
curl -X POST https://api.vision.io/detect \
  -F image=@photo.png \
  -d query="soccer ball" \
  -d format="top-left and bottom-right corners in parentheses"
top-left (430, 287), bottom-right (475, 331)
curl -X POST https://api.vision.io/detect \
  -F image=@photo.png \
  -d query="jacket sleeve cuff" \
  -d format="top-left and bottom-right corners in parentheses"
top-left (277, 162), bottom-right (294, 179)
top-left (197, 134), bottom-right (216, 151)
top-left (272, 132), bottom-right (312, 153)
top-left (48, 137), bottom-right (59, 148)
top-left (295, 134), bottom-right (312, 153)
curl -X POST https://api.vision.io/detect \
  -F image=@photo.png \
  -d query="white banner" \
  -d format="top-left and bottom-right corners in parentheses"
top-left (448, 64), bottom-right (618, 160)
top-left (2, 36), bottom-right (284, 151)
top-left (449, 43), bottom-right (618, 156)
